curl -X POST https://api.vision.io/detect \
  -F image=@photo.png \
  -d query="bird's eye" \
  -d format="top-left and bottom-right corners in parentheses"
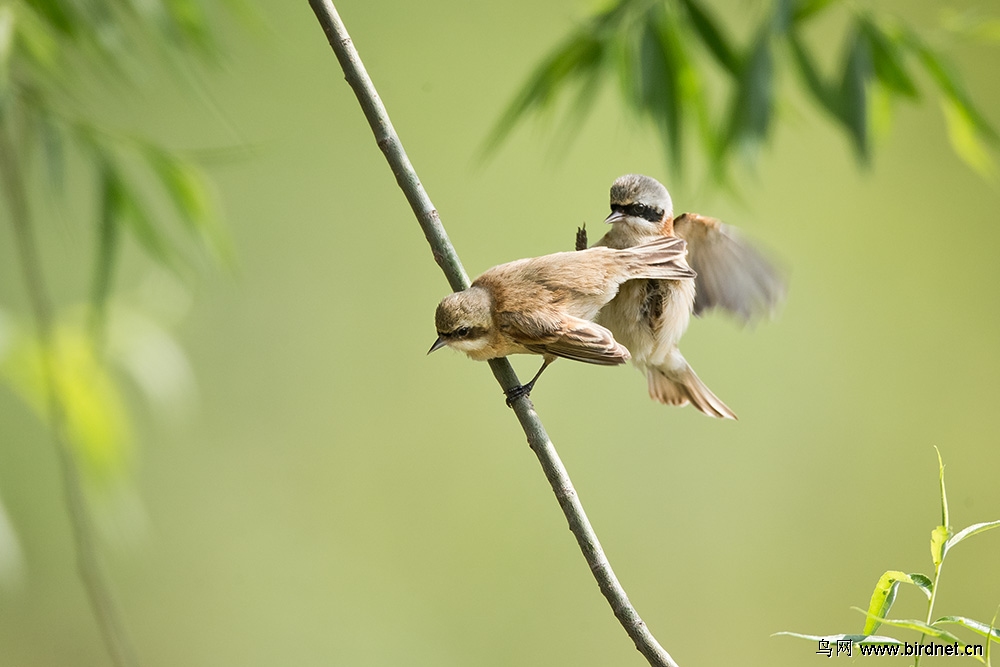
top-left (455, 327), bottom-right (472, 338)
top-left (633, 203), bottom-right (647, 214)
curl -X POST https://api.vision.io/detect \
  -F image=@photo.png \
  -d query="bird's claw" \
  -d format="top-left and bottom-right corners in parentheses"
top-left (504, 383), bottom-right (533, 408)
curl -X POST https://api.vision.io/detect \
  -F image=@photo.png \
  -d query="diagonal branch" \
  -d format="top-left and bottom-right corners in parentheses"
top-left (306, 3), bottom-right (680, 666)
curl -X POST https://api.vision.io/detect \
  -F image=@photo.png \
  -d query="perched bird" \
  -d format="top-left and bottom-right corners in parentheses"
top-left (590, 174), bottom-right (784, 419)
top-left (430, 236), bottom-right (696, 405)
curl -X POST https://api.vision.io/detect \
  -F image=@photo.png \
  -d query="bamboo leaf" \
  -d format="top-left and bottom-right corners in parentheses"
top-left (863, 571), bottom-right (906, 635)
top-left (10, 2), bottom-right (61, 73)
top-left (773, 631), bottom-right (902, 645)
top-left (741, 30), bottom-right (774, 139)
top-left (22, 0), bottom-right (77, 37)
top-left (670, 19), bottom-right (714, 165)
top-left (936, 446), bottom-right (950, 529)
top-left (0, 323), bottom-right (132, 484)
top-left (91, 165), bottom-right (124, 332)
top-left (839, 23), bottom-right (871, 162)
top-left (860, 18), bottom-right (918, 99)
top-left (142, 146), bottom-right (233, 267)
top-left (903, 31), bottom-right (999, 145)
top-left (935, 616), bottom-right (1000, 645)
top-left (638, 8), bottom-right (682, 168)
top-left (484, 29), bottom-right (607, 154)
top-left (676, 0), bottom-right (739, 75)
top-left (853, 609), bottom-right (970, 647)
top-left (942, 99), bottom-right (998, 179)
top-left (788, 31), bottom-right (839, 118)
top-left (945, 519), bottom-right (1000, 555)
top-left (908, 573), bottom-right (933, 599)
top-left (161, 0), bottom-right (214, 53)
top-left (724, 25), bottom-right (774, 157)
top-left (853, 610), bottom-right (988, 664)
top-left (791, 0), bottom-right (843, 24)
top-left (108, 159), bottom-right (177, 268)
top-left (931, 525), bottom-right (949, 570)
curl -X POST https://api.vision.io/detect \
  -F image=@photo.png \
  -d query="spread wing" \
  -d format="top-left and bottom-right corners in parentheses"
top-left (496, 309), bottom-right (630, 366)
top-left (673, 212), bottom-right (786, 323)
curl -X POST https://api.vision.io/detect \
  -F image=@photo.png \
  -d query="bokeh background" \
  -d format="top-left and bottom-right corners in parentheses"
top-left (1, 0), bottom-right (998, 665)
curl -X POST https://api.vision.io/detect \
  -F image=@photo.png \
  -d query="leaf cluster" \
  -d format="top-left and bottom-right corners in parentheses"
top-left (486, 0), bottom-right (1000, 183)
top-left (0, 0), bottom-right (237, 482)
top-left (777, 449), bottom-right (1000, 664)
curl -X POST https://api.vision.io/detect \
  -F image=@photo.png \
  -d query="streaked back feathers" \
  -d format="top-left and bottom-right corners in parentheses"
top-left (432, 237), bottom-right (695, 366)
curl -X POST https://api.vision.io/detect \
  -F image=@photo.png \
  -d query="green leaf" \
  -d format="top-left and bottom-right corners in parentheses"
top-left (722, 24), bottom-right (774, 161)
top-left (903, 31), bottom-right (999, 145)
top-left (931, 525), bottom-right (949, 570)
top-left (908, 573), bottom-right (934, 599)
top-left (90, 165), bottom-right (125, 334)
top-left (853, 610), bottom-right (989, 664)
top-left (484, 28), bottom-right (607, 155)
top-left (142, 146), bottom-right (233, 268)
top-left (945, 519), bottom-right (1000, 555)
top-left (942, 99), bottom-right (998, 179)
top-left (22, 0), bottom-right (77, 37)
top-left (853, 609), bottom-right (970, 647)
top-left (0, 322), bottom-right (132, 484)
top-left (791, 0), bottom-right (843, 23)
top-left (161, 0), bottom-right (214, 53)
top-left (863, 570), bottom-right (907, 634)
top-left (771, 0), bottom-right (796, 35)
top-left (936, 446), bottom-right (950, 529)
top-left (773, 631), bottom-right (902, 645)
top-left (107, 158), bottom-right (177, 269)
top-left (839, 23), bottom-right (871, 163)
top-left (788, 31), bottom-right (839, 118)
top-left (676, 0), bottom-right (739, 75)
top-left (935, 616), bottom-right (1000, 645)
top-left (636, 7), bottom-right (682, 169)
top-left (740, 31), bottom-right (774, 141)
top-left (860, 18), bottom-right (918, 99)
top-left (9, 2), bottom-right (61, 73)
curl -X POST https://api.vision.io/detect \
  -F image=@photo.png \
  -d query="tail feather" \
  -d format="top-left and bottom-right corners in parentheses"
top-left (625, 237), bottom-right (697, 282)
top-left (646, 361), bottom-right (737, 420)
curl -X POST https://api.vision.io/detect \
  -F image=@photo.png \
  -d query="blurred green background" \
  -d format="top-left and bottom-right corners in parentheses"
top-left (1, 0), bottom-right (999, 665)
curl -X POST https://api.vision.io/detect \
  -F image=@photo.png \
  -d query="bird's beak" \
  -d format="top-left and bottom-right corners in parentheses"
top-left (604, 210), bottom-right (625, 225)
top-left (427, 336), bottom-right (448, 354)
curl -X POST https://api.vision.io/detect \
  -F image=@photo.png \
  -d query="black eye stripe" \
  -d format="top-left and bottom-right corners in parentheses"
top-left (611, 202), bottom-right (663, 222)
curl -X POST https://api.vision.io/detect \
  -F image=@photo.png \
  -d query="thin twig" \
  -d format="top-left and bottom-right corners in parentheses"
top-left (306, 3), bottom-right (680, 665)
top-left (0, 125), bottom-right (140, 667)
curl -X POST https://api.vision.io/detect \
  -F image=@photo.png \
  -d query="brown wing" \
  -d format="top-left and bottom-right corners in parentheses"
top-left (496, 309), bottom-right (630, 366)
top-left (673, 212), bottom-right (785, 323)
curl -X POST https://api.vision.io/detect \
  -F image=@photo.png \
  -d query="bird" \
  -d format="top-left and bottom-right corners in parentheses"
top-left (429, 236), bottom-right (697, 405)
top-left (589, 173), bottom-right (785, 419)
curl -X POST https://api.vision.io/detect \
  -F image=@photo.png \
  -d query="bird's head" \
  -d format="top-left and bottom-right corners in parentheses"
top-left (605, 174), bottom-right (674, 235)
top-left (429, 287), bottom-right (493, 356)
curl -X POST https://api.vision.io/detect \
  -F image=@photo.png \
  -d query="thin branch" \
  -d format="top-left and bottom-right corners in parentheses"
top-left (0, 124), bottom-right (140, 667)
top-left (306, 3), bottom-right (680, 666)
